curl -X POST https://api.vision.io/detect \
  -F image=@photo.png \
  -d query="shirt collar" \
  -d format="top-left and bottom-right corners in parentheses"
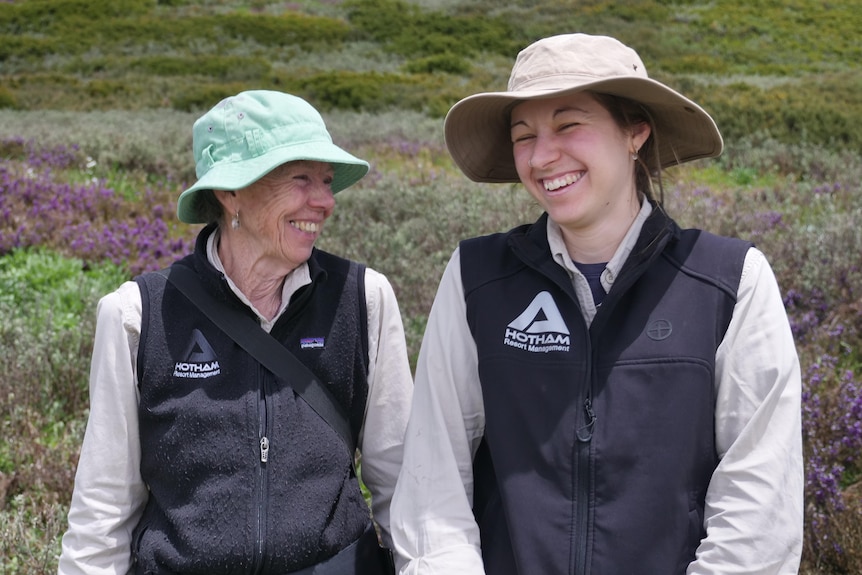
top-left (547, 200), bottom-right (653, 278)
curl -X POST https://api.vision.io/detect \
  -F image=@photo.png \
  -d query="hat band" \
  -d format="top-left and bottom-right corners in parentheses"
top-left (195, 122), bottom-right (334, 178)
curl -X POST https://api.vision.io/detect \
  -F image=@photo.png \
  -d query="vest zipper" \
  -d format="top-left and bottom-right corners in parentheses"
top-left (578, 397), bottom-right (597, 442)
top-left (260, 436), bottom-right (269, 463)
top-left (574, 394), bottom-right (596, 573)
top-left (252, 370), bottom-right (270, 574)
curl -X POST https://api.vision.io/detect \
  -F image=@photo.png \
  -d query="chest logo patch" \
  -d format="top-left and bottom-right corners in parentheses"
top-left (301, 337), bottom-right (325, 349)
top-left (174, 328), bottom-right (221, 379)
top-left (504, 291), bottom-right (571, 353)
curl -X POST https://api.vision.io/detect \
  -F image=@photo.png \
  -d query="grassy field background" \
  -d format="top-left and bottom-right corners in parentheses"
top-left (1, 0), bottom-right (861, 572)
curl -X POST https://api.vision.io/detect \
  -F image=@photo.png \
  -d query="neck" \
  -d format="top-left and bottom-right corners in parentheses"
top-left (561, 196), bottom-right (641, 264)
top-left (217, 229), bottom-right (295, 321)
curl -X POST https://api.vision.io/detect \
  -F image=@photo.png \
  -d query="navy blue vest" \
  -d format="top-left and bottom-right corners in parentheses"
top-left (132, 225), bottom-right (371, 574)
top-left (461, 209), bottom-right (751, 575)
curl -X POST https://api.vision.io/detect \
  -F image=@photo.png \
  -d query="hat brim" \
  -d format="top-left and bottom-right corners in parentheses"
top-left (444, 77), bottom-right (723, 183)
top-left (176, 139), bottom-right (369, 224)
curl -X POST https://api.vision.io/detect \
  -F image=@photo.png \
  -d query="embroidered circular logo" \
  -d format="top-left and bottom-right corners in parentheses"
top-left (646, 319), bottom-right (673, 341)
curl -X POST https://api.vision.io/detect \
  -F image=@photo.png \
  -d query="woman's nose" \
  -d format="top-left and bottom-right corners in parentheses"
top-left (529, 134), bottom-right (561, 170)
top-left (309, 181), bottom-right (336, 209)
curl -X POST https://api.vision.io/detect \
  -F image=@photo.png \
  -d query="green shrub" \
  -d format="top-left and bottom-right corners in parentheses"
top-left (129, 54), bottom-right (272, 81)
top-left (284, 69), bottom-right (468, 117)
top-left (171, 83), bottom-right (248, 113)
top-left (216, 12), bottom-right (351, 48)
top-left (681, 73), bottom-right (862, 152)
top-left (293, 71), bottom-right (390, 112)
top-left (3, 8), bottom-right (350, 62)
top-left (0, 248), bottom-right (127, 333)
top-left (0, 0), bottom-right (152, 34)
top-left (602, 0), bottom-right (670, 23)
top-left (661, 53), bottom-right (729, 75)
top-left (404, 53), bottom-right (471, 75)
top-left (347, 0), bottom-right (520, 59)
top-left (0, 86), bottom-right (16, 110)
top-left (691, 0), bottom-right (862, 75)
top-left (0, 34), bottom-right (60, 62)
top-left (84, 78), bottom-right (132, 100)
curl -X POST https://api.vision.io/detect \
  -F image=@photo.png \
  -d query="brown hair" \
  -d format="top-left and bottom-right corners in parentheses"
top-left (591, 92), bottom-right (665, 206)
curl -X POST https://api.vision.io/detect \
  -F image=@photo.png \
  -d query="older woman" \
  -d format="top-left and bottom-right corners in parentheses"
top-left (58, 90), bottom-right (412, 575)
top-left (391, 34), bottom-right (802, 574)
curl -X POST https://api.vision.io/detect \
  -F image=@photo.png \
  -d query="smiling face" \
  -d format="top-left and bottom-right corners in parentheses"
top-left (510, 91), bottom-right (651, 242)
top-left (219, 160), bottom-right (336, 273)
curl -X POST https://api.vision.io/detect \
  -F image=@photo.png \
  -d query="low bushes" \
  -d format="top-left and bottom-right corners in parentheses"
top-left (2, 0), bottom-right (861, 153)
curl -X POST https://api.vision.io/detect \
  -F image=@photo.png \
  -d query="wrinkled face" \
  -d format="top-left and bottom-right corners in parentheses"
top-left (510, 92), bottom-right (649, 234)
top-left (232, 160), bottom-right (336, 270)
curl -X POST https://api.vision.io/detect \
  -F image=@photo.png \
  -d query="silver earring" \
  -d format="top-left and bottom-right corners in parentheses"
top-left (631, 152), bottom-right (639, 161)
top-left (231, 211), bottom-right (240, 230)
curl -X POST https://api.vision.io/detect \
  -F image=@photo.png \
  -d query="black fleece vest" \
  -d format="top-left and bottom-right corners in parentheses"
top-left (131, 226), bottom-right (371, 574)
top-left (461, 210), bottom-right (752, 575)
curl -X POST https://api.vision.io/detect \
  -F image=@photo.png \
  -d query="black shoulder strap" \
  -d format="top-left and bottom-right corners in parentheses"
top-left (165, 263), bottom-right (356, 456)
top-left (357, 263), bottom-right (369, 372)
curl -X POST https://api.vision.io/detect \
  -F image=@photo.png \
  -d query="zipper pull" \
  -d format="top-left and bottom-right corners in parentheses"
top-left (260, 436), bottom-right (269, 463)
top-left (577, 397), bottom-right (597, 442)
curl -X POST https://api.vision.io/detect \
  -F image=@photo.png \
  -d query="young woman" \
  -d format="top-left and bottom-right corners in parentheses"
top-left (390, 34), bottom-right (803, 575)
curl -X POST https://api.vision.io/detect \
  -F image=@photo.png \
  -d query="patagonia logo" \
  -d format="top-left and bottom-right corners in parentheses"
top-left (174, 329), bottom-right (221, 379)
top-left (300, 337), bottom-right (325, 349)
top-left (504, 291), bottom-right (571, 353)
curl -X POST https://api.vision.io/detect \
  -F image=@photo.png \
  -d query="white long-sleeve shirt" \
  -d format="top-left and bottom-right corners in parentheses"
top-left (58, 231), bottom-right (414, 575)
top-left (390, 202), bottom-right (803, 574)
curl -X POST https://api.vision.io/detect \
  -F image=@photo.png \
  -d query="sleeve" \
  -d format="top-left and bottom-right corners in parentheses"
top-left (357, 268), bottom-right (414, 549)
top-left (687, 248), bottom-right (804, 575)
top-left (57, 281), bottom-right (149, 575)
top-left (390, 248), bottom-right (488, 575)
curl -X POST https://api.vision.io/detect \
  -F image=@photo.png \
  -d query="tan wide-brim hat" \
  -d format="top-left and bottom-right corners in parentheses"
top-left (444, 33), bottom-right (723, 183)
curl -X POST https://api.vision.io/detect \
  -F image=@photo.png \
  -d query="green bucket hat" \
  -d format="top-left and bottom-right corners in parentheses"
top-left (177, 90), bottom-right (370, 224)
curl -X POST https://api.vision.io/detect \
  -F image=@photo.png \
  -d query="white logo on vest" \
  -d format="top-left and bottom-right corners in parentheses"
top-left (174, 328), bottom-right (221, 379)
top-left (504, 291), bottom-right (571, 353)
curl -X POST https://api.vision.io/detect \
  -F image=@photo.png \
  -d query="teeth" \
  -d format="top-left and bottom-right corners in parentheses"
top-left (292, 221), bottom-right (320, 233)
top-left (544, 172), bottom-right (583, 191)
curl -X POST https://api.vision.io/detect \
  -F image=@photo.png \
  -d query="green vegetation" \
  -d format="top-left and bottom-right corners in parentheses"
top-left (0, 251), bottom-right (125, 571)
top-left (1, 0), bottom-right (861, 573)
top-left (2, 0), bottom-right (861, 148)
top-left (0, 249), bottom-right (127, 331)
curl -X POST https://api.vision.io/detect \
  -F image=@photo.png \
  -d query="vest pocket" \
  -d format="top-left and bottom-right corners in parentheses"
top-left (131, 519), bottom-right (156, 574)
top-left (684, 490), bottom-right (706, 568)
